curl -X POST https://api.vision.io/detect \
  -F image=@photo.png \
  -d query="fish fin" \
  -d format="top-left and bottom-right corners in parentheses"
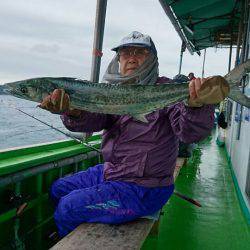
top-left (133, 114), bottom-right (149, 123)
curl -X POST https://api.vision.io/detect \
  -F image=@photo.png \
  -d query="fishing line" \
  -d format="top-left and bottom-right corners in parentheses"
top-left (3, 102), bottom-right (101, 153)
top-left (16, 107), bottom-right (101, 153)
top-left (7, 127), bottom-right (66, 139)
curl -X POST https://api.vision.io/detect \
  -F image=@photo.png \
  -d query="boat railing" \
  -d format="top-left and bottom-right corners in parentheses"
top-left (0, 136), bottom-right (101, 250)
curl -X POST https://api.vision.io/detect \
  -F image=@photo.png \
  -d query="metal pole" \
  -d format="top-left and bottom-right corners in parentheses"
top-left (201, 48), bottom-right (206, 78)
top-left (236, 2), bottom-right (250, 140)
top-left (228, 31), bottom-right (233, 73)
top-left (243, 2), bottom-right (250, 62)
top-left (235, 14), bottom-right (244, 66)
top-left (178, 42), bottom-right (185, 74)
top-left (90, 0), bottom-right (108, 83)
top-left (240, 0), bottom-right (249, 64)
top-left (178, 51), bottom-right (183, 74)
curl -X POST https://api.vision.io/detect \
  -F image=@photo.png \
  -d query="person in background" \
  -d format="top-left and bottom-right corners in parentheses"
top-left (39, 31), bottom-right (219, 237)
top-left (188, 72), bottom-right (196, 81)
top-left (173, 74), bottom-right (189, 83)
top-left (216, 100), bottom-right (228, 146)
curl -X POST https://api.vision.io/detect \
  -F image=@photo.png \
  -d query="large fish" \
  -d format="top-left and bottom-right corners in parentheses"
top-left (1, 60), bottom-right (250, 122)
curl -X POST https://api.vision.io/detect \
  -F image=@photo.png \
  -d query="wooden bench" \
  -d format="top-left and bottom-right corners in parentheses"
top-left (50, 158), bottom-right (186, 250)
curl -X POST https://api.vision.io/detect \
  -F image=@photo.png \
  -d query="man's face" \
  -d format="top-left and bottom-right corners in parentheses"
top-left (118, 46), bottom-right (150, 76)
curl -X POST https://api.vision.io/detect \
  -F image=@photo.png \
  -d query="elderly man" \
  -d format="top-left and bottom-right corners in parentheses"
top-left (40, 31), bottom-right (215, 237)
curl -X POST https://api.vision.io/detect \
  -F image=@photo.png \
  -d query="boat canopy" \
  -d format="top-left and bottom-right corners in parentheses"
top-left (160, 0), bottom-right (243, 53)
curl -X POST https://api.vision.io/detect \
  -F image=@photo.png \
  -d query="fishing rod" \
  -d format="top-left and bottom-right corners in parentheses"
top-left (174, 191), bottom-right (202, 207)
top-left (11, 106), bottom-right (101, 153)
top-left (6, 104), bottom-right (201, 207)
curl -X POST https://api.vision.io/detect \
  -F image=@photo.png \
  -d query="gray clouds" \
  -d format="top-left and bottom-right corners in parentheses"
top-left (0, 0), bottom-right (95, 82)
top-left (0, 0), bottom-right (232, 84)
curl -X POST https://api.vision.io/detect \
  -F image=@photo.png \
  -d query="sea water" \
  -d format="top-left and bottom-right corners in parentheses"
top-left (0, 95), bottom-right (70, 150)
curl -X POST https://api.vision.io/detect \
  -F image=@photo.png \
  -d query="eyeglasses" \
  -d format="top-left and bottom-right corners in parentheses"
top-left (118, 48), bottom-right (150, 58)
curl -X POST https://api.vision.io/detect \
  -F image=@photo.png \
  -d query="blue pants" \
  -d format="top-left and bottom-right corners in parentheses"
top-left (50, 164), bottom-right (174, 236)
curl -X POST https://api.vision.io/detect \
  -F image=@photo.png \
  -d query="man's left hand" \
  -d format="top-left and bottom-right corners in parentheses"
top-left (188, 77), bottom-right (208, 107)
top-left (187, 76), bottom-right (230, 107)
top-left (189, 77), bottom-right (209, 99)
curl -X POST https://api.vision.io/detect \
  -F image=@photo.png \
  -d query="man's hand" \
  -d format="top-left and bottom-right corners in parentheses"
top-left (39, 89), bottom-right (81, 116)
top-left (188, 77), bottom-right (208, 107)
top-left (188, 76), bottom-right (230, 107)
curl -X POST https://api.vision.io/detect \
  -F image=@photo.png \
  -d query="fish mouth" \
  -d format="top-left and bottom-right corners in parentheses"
top-left (3, 88), bottom-right (11, 94)
top-left (0, 85), bottom-right (12, 95)
top-left (2, 85), bottom-right (26, 99)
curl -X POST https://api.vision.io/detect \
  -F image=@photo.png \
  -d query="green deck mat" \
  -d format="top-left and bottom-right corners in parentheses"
top-left (142, 135), bottom-right (250, 250)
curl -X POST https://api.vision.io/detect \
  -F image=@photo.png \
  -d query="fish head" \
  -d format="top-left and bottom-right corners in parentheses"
top-left (4, 78), bottom-right (55, 102)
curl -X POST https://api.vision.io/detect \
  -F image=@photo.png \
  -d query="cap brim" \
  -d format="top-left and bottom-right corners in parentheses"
top-left (111, 43), bottom-right (151, 52)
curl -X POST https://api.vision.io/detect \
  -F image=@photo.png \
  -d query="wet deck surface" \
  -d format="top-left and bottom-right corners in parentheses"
top-left (142, 135), bottom-right (250, 250)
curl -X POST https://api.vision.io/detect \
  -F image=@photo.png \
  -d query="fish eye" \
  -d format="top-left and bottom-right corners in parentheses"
top-left (20, 87), bottom-right (28, 94)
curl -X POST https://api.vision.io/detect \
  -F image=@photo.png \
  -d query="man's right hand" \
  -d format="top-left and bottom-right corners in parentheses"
top-left (39, 89), bottom-right (81, 116)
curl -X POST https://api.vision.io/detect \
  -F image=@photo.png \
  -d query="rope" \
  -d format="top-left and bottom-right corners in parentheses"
top-left (93, 48), bottom-right (103, 57)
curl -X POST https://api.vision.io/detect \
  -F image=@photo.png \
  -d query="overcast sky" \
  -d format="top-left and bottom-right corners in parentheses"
top-left (0, 0), bottom-right (235, 84)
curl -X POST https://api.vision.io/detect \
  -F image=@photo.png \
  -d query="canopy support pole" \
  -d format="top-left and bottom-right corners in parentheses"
top-left (178, 42), bottom-right (186, 74)
top-left (228, 35), bottom-right (233, 72)
top-left (201, 48), bottom-right (206, 78)
top-left (228, 18), bottom-right (234, 73)
top-left (90, 0), bottom-right (107, 83)
top-left (178, 51), bottom-right (183, 74)
top-left (236, 0), bottom-right (250, 140)
top-left (235, 12), bottom-right (244, 66)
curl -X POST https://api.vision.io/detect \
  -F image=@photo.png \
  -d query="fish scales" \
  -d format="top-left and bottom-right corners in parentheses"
top-left (72, 81), bottom-right (188, 114)
top-left (71, 82), bottom-right (188, 106)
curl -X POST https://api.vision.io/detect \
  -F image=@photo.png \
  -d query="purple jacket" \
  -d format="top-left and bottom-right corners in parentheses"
top-left (61, 77), bottom-right (214, 187)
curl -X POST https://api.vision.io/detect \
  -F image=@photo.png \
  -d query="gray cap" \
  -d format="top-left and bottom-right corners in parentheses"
top-left (112, 31), bottom-right (157, 55)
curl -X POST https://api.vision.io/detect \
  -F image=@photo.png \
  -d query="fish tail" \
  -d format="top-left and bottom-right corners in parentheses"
top-left (228, 86), bottom-right (250, 108)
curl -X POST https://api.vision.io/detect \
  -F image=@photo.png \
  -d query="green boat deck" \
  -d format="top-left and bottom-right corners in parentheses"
top-left (142, 135), bottom-right (250, 250)
top-left (0, 132), bottom-right (249, 249)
